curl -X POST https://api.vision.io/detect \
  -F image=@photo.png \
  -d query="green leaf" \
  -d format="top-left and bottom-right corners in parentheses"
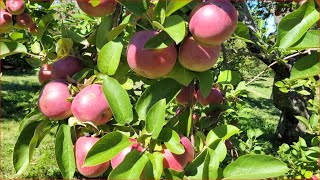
top-left (66, 29), bottom-right (87, 44)
top-left (147, 152), bottom-right (164, 179)
top-left (9, 32), bottom-right (26, 41)
top-left (206, 125), bottom-right (240, 145)
top-left (164, 168), bottom-right (185, 179)
top-left (37, 13), bottom-right (54, 40)
top-left (89, 0), bottom-right (101, 7)
top-left (135, 78), bottom-right (181, 120)
top-left (55, 123), bottom-right (76, 179)
top-left (84, 132), bottom-right (132, 166)
top-left (163, 15), bottom-right (186, 44)
top-left (185, 149), bottom-right (208, 179)
top-left (288, 30), bottom-right (320, 50)
top-left (166, 0), bottom-right (192, 17)
top-left (223, 155), bottom-right (289, 179)
top-left (106, 15), bottom-right (132, 41)
top-left (217, 70), bottom-right (241, 85)
top-left (276, 1), bottom-right (320, 48)
top-left (56, 38), bottom-right (73, 58)
top-left (108, 150), bottom-right (149, 179)
top-left (234, 22), bottom-right (252, 43)
top-left (19, 109), bottom-right (45, 132)
top-left (31, 42), bottom-right (41, 54)
top-left (0, 42), bottom-right (27, 58)
top-left (157, 128), bottom-right (184, 154)
top-left (207, 139), bottom-right (227, 162)
top-left (26, 58), bottom-right (42, 68)
top-left (177, 107), bottom-right (192, 137)
top-left (146, 99), bottom-right (166, 139)
top-left (205, 148), bottom-right (219, 179)
top-left (295, 116), bottom-right (312, 131)
top-left (96, 16), bottom-right (113, 50)
top-left (144, 31), bottom-right (175, 49)
top-left (118, 0), bottom-right (149, 16)
top-left (167, 62), bottom-right (195, 86)
top-left (98, 41), bottom-right (123, 75)
top-left (195, 70), bottom-right (214, 99)
top-left (102, 76), bottom-right (133, 124)
top-left (153, 1), bottom-right (167, 24)
top-left (290, 53), bottom-right (319, 80)
top-left (275, 81), bottom-right (285, 88)
top-left (310, 114), bottom-right (318, 129)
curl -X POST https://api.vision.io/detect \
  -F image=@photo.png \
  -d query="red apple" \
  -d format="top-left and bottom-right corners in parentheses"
top-left (75, 136), bottom-right (110, 178)
top-left (127, 31), bottom-right (177, 79)
top-left (51, 56), bottom-right (84, 80)
top-left (189, 0), bottom-right (238, 45)
top-left (28, 23), bottom-right (38, 36)
top-left (38, 80), bottom-right (72, 120)
top-left (197, 87), bottom-right (224, 106)
top-left (76, 0), bottom-right (117, 17)
top-left (71, 84), bottom-right (113, 126)
top-left (15, 13), bottom-right (33, 29)
top-left (111, 139), bottom-right (144, 169)
top-left (6, 0), bottom-right (25, 15)
top-left (162, 135), bottom-right (194, 172)
top-left (38, 64), bottom-right (52, 84)
top-left (0, 10), bottom-right (13, 30)
top-left (176, 83), bottom-right (198, 106)
top-left (179, 35), bottom-right (221, 72)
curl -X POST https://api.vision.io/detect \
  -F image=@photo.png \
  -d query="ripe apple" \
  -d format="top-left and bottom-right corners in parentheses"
top-left (197, 87), bottom-right (224, 106)
top-left (162, 135), bottom-right (194, 172)
top-left (71, 84), bottom-right (113, 126)
top-left (127, 31), bottom-right (177, 79)
top-left (15, 13), bottom-right (33, 29)
top-left (38, 64), bottom-right (52, 84)
top-left (111, 138), bottom-right (144, 169)
top-left (28, 23), bottom-right (38, 36)
top-left (38, 80), bottom-right (72, 120)
top-left (189, 0), bottom-right (238, 45)
top-left (75, 136), bottom-right (110, 178)
top-left (0, 10), bottom-right (13, 30)
top-left (51, 56), bottom-right (84, 79)
top-left (176, 83), bottom-right (198, 106)
top-left (6, 0), bottom-right (25, 15)
top-left (179, 35), bottom-right (221, 72)
top-left (76, 0), bottom-right (117, 17)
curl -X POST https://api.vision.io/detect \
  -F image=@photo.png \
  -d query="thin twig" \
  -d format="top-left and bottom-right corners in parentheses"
top-left (246, 61), bottom-right (278, 86)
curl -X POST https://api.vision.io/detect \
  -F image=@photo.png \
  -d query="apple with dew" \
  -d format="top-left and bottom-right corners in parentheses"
top-left (6, 0), bottom-right (25, 15)
top-left (111, 139), bottom-right (144, 169)
top-left (0, 10), bottom-right (13, 30)
top-left (176, 83), bottom-right (198, 106)
top-left (51, 56), bottom-right (84, 79)
top-left (71, 84), bottom-right (113, 126)
top-left (15, 13), bottom-right (33, 29)
top-left (162, 135), bottom-right (194, 172)
top-left (75, 136), bottom-right (110, 178)
top-left (38, 80), bottom-right (72, 120)
top-left (76, 0), bottom-right (117, 17)
top-left (127, 31), bottom-right (177, 79)
top-left (179, 35), bottom-right (221, 72)
top-left (189, 0), bottom-right (238, 45)
top-left (38, 64), bottom-right (52, 84)
top-left (197, 87), bottom-right (224, 106)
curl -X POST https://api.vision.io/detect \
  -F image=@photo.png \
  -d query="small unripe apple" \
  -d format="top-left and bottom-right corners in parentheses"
top-left (75, 136), bottom-right (110, 178)
top-left (6, 0), bottom-right (25, 15)
top-left (176, 83), bottom-right (198, 106)
top-left (38, 80), bottom-right (72, 120)
top-left (162, 135), bottom-right (194, 172)
top-left (0, 10), bottom-right (13, 30)
top-left (111, 139), bottom-right (144, 169)
top-left (197, 87), bottom-right (224, 106)
top-left (179, 36), bottom-right (221, 72)
top-left (15, 13), bottom-right (33, 29)
top-left (127, 31), bottom-right (177, 79)
top-left (51, 56), bottom-right (84, 80)
top-left (76, 0), bottom-right (117, 17)
top-left (189, 0), bottom-right (238, 45)
top-left (38, 64), bottom-right (52, 84)
top-left (71, 84), bottom-right (113, 126)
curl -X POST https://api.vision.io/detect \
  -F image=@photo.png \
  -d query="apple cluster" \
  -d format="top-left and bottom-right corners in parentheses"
top-left (0, 0), bottom-right (37, 34)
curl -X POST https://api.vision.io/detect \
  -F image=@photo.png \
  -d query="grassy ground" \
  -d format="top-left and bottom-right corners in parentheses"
top-left (1, 74), bottom-right (280, 179)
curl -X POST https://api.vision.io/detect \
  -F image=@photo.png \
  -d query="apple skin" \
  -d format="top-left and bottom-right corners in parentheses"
top-left (75, 136), bottom-right (110, 178)
top-left (189, 0), bottom-right (238, 45)
top-left (51, 56), bottom-right (84, 80)
top-left (179, 36), bottom-right (220, 72)
top-left (176, 83), bottom-right (198, 106)
top-left (111, 139), bottom-right (144, 169)
top-left (38, 80), bottom-right (72, 120)
top-left (0, 10), bottom-right (13, 30)
top-left (71, 84), bottom-right (113, 126)
top-left (162, 135), bottom-right (194, 172)
top-left (76, 0), bottom-right (117, 17)
top-left (197, 87), bottom-right (224, 106)
top-left (38, 64), bottom-right (52, 84)
top-left (127, 31), bottom-right (177, 79)
top-left (15, 13), bottom-right (33, 29)
top-left (6, 0), bottom-right (25, 15)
